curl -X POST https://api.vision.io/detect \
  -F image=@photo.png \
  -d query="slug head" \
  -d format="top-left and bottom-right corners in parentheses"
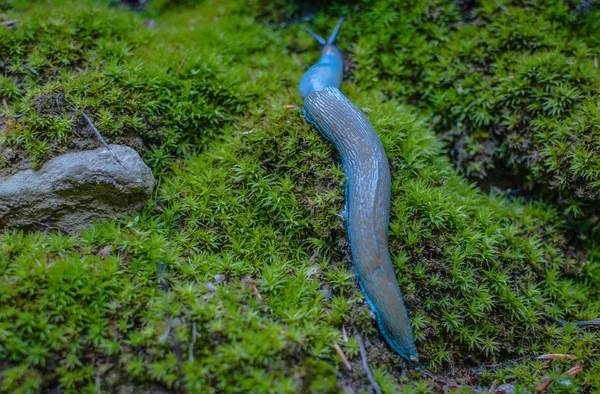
top-left (298, 18), bottom-right (345, 98)
top-left (305, 17), bottom-right (344, 60)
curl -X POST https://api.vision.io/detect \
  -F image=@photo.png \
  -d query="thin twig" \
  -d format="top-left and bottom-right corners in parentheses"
top-left (176, 56), bottom-right (188, 76)
top-left (356, 334), bottom-right (382, 394)
top-left (574, 319), bottom-right (600, 328)
top-left (158, 319), bottom-right (173, 344)
top-left (154, 175), bottom-right (162, 200)
top-left (537, 354), bottom-right (577, 361)
top-left (542, 314), bottom-right (600, 328)
top-left (76, 108), bottom-right (125, 168)
top-left (241, 276), bottom-right (263, 303)
top-left (95, 371), bottom-right (102, 394)
top-left (1, 20), bottom-right (17, 27)
top-left (188, 321), bottom-right (198, 362)
top-left (536, 378), bottom-right (554, 393)
top-left (566, 364), bottom-right (583, 376)
top-left (333, 343), bottom-right (352, 371)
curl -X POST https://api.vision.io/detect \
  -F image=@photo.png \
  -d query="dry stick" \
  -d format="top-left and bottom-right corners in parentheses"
top-left (542, 314), bottom-right (600, 328)
top-left (154, 176), bottom-right (162, 200)
top-left (158, 319), bottom-right (173, 344)
top-left (333, 343), bottom-right (353, 371)
top-left (188, 321), bottom-right (198, 362)
top-left (537, 354), bottom-right (577, 361)
top-left (574, 319), bottom-right (600, 328)
top-left (536, 378), bottom-right (554, 393)
top-left (356, 334), bottom-right (382, 394)
top-left (76, 108), bottom-right (126, 168)
top-left (488, 380), bottom-right (498, 394)
top-left (176, 56), bottom-right (188, 77)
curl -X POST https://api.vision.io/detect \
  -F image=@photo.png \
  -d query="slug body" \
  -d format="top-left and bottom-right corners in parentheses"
top-left (299, 19), bottom-right (418, 361)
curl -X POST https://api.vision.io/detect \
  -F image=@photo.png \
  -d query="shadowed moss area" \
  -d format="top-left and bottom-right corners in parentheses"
top-left (244, 0), bottom-right (600, 222)
top-left (1, 0), bottom-right (600, 393)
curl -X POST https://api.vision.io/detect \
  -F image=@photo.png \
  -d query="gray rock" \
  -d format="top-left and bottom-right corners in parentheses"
top-left (495, 384), bottom-right (516, 394)
top-left (213, 274), bottom-right (226, 283)
top-left (0, 145), bottom-right (154, 233)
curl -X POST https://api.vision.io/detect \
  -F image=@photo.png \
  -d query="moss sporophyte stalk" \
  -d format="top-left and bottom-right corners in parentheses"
top-left (0, 0), bottom-right (599, 393)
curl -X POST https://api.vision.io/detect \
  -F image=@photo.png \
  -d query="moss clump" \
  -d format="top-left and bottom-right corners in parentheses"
top-left (358, 0), bottom-right (600, 220)
top-left (144, 0), bottom-right (205, 14)
top-left (0, 0), bottom-right (245, 170)
top-left (1, 0), bottom-right (600, 393)
top-left (245, 0), bottom-right (600, 220)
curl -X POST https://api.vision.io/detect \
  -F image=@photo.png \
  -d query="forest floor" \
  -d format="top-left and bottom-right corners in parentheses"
top-left (1, 0), bottom-right (599, 393)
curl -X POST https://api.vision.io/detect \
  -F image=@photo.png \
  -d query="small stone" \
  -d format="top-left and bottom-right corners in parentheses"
top-left (2, 147), bottom-right (15, 162)
top-left (0, 145), bottom-right (154, 233)
top-left (322, 285), bottom-right (333, 300)
top-left (144, 18), bottom-right (156, 29)
top-left (495, 384), bottom-right (516, 394)
top-left (97, 245), bottom-right (113, 257)
top-left (213, 274), bottom-right (225, 283)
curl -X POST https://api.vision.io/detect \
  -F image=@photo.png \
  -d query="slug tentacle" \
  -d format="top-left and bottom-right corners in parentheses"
top-left (305, 27), bottom-right (327, 46)
top-left (326, 17), bottom-right (345, 45)
top-left (305, 17), bottom-right (345, 48)
top-left (298, 22), bottom-right (418, 362)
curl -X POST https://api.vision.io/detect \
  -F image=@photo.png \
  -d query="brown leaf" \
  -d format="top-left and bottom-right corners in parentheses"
top-left (333, 343), bottom-right (352, 371)
top-left (566, 364), bottom-right (583, 376)
top-left (536, 353), bottom-right (577, 361)
top-left (535, 378), bottom-right (554, 393)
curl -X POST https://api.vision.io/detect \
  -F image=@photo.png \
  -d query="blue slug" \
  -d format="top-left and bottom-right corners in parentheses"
top-left (299, 18), bottom-right (419, 362)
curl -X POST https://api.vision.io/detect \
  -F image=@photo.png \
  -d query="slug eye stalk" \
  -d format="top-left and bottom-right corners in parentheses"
top-left (305, 17), bottom-right (345, 47)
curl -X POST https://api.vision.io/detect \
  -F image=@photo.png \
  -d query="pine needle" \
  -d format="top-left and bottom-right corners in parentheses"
top-left (356, 334), bottom-right (382, 394)
top-left (76, 108), bottom-right (126, 168)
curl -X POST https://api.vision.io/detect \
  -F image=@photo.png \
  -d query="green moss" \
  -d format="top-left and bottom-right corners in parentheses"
top-left (144, 0), bottom-right (205, 14)
top-left (244, 0), bottom-right (600, 220)
top-left (0, 0), bottom-right (245, 169)
top-left (1, 0), bottom-right (600, 393)
top-left (352, 0), bottom-right (600, 220)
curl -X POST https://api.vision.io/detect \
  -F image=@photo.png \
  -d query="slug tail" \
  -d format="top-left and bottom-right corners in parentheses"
top-left (302, 86), bottom-right (419, 362)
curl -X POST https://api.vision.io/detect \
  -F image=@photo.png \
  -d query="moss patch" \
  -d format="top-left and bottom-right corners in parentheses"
top-left (244, 0), bottom-right (600, 221)
top-left (0, 0), bottom-right (245, 171)
top-left (1, 0), bottom-right (600, 393)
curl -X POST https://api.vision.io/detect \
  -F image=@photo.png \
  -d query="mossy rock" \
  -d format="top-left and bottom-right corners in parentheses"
top-left (0, 0), bottom-right (246, 171)
top-left (0, 0), bottom-right (599, 393)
